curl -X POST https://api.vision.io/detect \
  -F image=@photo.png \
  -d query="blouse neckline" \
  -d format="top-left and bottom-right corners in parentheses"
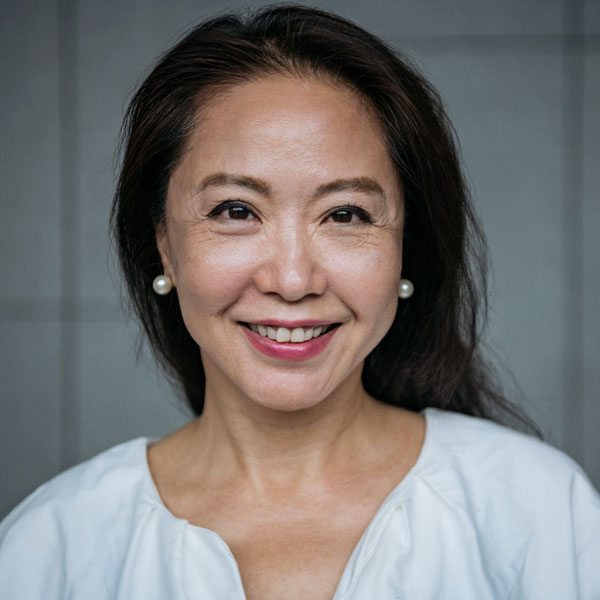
top-left (139, 407), bottom-right (439, 530)
top-left (135, 408), bottom-right (440, 599)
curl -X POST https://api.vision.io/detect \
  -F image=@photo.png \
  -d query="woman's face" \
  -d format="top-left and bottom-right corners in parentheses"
top-left (158, 76), bottom-right (404, 411)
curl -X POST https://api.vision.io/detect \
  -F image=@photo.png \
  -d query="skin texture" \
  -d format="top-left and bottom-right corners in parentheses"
top-left (151, 75), bottom-right (425, 600)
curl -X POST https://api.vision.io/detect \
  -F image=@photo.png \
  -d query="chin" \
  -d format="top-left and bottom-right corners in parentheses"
top-left (242, 358), bottom-right (369, 414)
top-left (256, 397), bottom-right (323, 413)
top-left (251, 390), bottom-right (328, 413)
top-left (241, 374), bottom-right (338, 413)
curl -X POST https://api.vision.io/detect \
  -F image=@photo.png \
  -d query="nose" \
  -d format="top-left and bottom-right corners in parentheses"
top-left (254, 226), bottom-right (327, 301)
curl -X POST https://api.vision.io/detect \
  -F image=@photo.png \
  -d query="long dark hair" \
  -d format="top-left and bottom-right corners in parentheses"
top-left (112, 4), bottom-right (537, 432)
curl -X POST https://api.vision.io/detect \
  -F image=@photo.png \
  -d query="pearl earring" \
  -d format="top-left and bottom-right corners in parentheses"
top-left (398, 278), bottom-right (414, 299)
top-left (152, 274), bottom-right (173, 295)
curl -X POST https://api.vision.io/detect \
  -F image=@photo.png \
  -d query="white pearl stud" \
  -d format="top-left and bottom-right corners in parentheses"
top-left (152, 274), bottom-right (173, 295)
top-left (398, 278), bottom-right (414, 299)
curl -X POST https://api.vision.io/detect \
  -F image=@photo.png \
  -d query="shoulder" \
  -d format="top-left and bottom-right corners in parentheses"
top-left (417, 409), bottom-right (600, 594)
top-left (0, 438), bottom-right (153, 592)
top-left (1, 437), bottom-right (151, 530)
top-left (422, 407), bottom-right (585, 488)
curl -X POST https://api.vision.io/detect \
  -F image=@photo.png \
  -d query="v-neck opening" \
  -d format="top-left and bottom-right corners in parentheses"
top-left (139, 408), bottom-right (438, 599)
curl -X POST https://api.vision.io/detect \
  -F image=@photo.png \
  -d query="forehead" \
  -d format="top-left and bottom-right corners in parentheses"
top-left (171, 75), bottom-right (398, 194)
top-left (202, 74), bottom-right (380, 125)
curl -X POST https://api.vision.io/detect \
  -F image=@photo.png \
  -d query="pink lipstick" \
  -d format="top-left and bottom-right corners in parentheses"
top-left (241, 323), bottom-right (338, 361)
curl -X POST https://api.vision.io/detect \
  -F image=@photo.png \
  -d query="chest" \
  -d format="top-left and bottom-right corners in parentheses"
top-left (225, 518), bottom-right (367, 600)
top-left (175, 471), bottom-right (408, 599)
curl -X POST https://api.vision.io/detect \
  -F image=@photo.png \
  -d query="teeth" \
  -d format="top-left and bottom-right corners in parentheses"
top-left (248, 323), bottom-right (332, 343)
top-left (290, 327), bottom-right (305, 342)
top-left (276, 327), bottom-right (291, 343)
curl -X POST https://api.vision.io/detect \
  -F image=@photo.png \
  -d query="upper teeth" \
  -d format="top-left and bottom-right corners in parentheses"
top-left (248, 324), bottom-right (329, 343)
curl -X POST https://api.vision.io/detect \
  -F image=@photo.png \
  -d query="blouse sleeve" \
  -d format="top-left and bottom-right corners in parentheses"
top-left (0, 498), bottom-right (66, 597)
top-left (570, 467), bottom-right (600, 598)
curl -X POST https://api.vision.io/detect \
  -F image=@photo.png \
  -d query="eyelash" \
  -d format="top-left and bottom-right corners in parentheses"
top-left (328, 204), bottom-right (373, 224)
top-left (207, 200), bottom-right (255, 220)
top-left (207, 200), bottom-right (373, 224)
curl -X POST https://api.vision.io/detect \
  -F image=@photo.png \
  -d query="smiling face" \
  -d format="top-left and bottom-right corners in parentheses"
top-left (158, 75), bottom-right (404, 412)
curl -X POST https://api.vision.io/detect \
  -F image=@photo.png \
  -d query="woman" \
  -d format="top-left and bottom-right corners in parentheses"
top-left (1, 5), bottom-right (599, 598)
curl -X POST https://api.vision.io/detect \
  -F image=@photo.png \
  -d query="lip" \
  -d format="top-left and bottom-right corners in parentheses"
top-left (241, 323), bottom-right (339, 361)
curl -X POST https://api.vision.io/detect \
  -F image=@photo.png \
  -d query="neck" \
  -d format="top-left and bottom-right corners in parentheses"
top-left (182, 365), bottom-right (386, 492)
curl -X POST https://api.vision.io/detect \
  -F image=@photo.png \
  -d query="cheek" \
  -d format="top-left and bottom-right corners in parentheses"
top-left (173, 237), bottom-right (260, 315)
top-left (326, 236), bottom-right (402, 318)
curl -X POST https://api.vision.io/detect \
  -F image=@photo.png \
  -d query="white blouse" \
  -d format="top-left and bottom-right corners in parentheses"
top-left (1, 408), bottom-right (599, 599)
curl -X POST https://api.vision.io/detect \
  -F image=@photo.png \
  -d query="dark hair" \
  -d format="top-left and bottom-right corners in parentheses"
top-left (112, 4), bottom-right (537, 432)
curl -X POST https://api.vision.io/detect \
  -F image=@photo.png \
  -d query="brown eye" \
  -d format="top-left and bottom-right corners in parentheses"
top-left (227, 206), bottom-right (252, 219)
top-left (327, 206), bottom-right (373, 224)
top-left (331, 210), bottom-right (353, 223)
top-left (207, 201), bottom-right (258, 221)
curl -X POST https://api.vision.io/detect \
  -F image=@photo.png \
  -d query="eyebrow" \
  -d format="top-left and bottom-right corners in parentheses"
top-left (196, 173), bottom-right (386, 201)
top-left (314, 177), bottom-right (386, 201)
top-left (197, 173), bottom-right (271, 196)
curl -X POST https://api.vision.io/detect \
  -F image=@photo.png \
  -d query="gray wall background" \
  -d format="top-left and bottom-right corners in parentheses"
top-left (1, 0), bottom-right (598, 518)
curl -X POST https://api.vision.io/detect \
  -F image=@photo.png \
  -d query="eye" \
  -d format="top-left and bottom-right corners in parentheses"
top-left (227, 206), bottom-right (252, 220)
top-left (326, 205), bottom-right (373, 224)
top-left (207, 200), bottom-right (258, 221)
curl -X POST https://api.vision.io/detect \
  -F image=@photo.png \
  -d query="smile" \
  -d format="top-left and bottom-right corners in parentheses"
top-left (240, 322), bottom-right (340, 361)
top-left (244, 323), bottom-right (335, 343)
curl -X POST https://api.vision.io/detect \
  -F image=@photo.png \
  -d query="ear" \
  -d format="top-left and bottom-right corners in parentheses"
top-left (155, 223), bottom-right (176, 285)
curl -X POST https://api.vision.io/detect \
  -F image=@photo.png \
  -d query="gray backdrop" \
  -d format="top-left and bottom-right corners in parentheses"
top-left (1, 0), bottom-right (599, 518)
